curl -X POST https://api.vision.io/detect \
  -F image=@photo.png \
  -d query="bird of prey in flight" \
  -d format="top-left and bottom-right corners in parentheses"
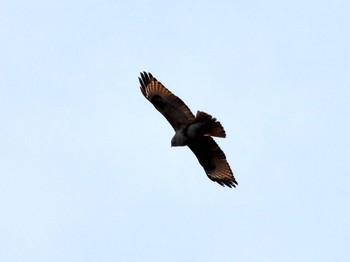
top-left (139, 72), bottom-right (237, 188)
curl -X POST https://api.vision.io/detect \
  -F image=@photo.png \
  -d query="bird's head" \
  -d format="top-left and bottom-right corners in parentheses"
top-left (171, 133), bottom-right (187, 147)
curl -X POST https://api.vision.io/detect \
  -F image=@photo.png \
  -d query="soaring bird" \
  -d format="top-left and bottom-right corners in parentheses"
top-left (139, 72), bottom-right (237, 188)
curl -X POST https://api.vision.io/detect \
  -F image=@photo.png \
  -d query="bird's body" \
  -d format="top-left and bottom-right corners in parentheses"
top-left (139, 72), bottom-right (237, 188)
top-left (171, 111), bottom-right (223, 146)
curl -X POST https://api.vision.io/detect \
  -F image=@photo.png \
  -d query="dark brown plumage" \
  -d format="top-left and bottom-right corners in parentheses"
top-left (139, 72), bottom-right (237, 188)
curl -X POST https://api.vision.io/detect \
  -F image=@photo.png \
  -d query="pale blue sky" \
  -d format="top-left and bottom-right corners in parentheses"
top-left (1, 1), bottom-right (350, 261)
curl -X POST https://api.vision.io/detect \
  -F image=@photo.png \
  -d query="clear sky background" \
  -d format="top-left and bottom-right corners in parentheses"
top-left (1, 1), bottom-right (349, 261)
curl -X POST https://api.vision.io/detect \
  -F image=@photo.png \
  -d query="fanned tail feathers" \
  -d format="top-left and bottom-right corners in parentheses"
top-left (195, 111), bottom-right (226, 138)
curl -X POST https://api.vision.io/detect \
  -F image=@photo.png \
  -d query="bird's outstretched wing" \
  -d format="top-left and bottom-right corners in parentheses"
top-left (187, 136), bottom-right (237, 188)
top-left (139, 72), bottom-right (195, 131)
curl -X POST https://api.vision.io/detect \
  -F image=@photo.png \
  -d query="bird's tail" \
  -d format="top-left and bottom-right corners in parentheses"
top-left (195, 111), bottom-right (226, 138)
